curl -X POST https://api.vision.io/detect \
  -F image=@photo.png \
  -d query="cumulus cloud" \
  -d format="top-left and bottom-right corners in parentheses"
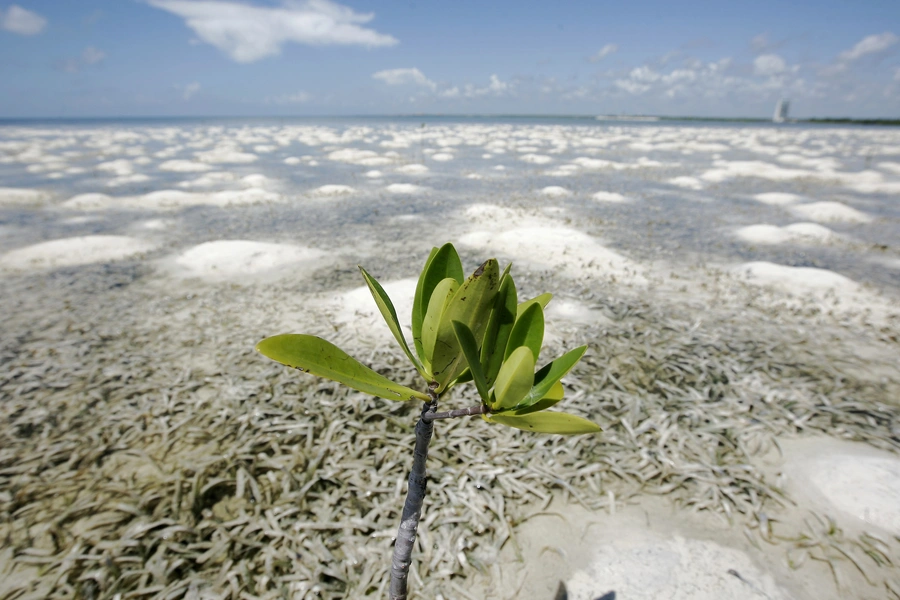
top-left (589, 43), bottom-right (618, 62)
top-left (147, 0), bottom-right (398, 63)
top-left (183, 81), bottom-right (201, 100)
top-left (463, 74), bottom-right (509, 98)
top-left (754, 54), bottom-right (786, 76)
top-left (1, 4), bottom-right (46, 35)
top-left (838, 32), bottom-right (898, 62)
top-left (372, 67), bottom-right (436, 90)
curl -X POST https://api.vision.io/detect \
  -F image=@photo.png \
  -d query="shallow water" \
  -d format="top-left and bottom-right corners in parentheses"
top-left (1, 118), bottom-right (899, 599)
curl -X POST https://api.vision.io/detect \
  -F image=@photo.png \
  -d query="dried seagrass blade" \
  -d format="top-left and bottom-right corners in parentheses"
top-left (451, 320), bottom-right (491, 404)
top-left (359, 266), bottom-right (426, 378)
top-left (412, 243), bottom-right (464, 363)
top-left (484, 410), bottom-right (601, 434)
top-left (492, 345), bottom-right (535, 410)
top-left (256, 334), bottom-right (429, 402)
top-left (504, 301), bottom-right (544, 362)
top-left (431, 259), bottom-right (500, 391)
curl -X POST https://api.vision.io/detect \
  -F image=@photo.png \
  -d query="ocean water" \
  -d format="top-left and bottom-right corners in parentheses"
top-left (2, 117), bottom-right (900, 599)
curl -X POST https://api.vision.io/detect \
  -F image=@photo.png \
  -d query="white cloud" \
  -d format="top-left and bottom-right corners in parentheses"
top-left (838, 32), bottom-right (898, 62)
top-left (754, 54), bottom-right (786, 76)
top-left (82, 46), bottom-right (106, 65)
top-left (1, 4), bottom-right (47, 35)
top-left (147, 0), bottom-right (398, 63)
top-left (751, 33), bottom-right (770, 53)
top-left (183, 81), bottom-right (201, 100)
top-left (269, 91), bottom-right (312, 104)
top-left (589, 43), bottom-right (618, 62)
top-left (463, 74), bottom-right (510, 98)
top-left (372, 67), bottom-right (436, 90)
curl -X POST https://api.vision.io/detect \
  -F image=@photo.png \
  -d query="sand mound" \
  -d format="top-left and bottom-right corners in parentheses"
top-left (669, 176), bottom-right (703, 190)
top-left (780, 438), bottom-right (900, 535)
top-left (735, 223), bottom-right (837, 245)
top-left (158, 160), bottom-right (213, 172)
top-left (321, 278), bottom-right (418, 342)
top-left (733, 261), bottom-right (858, 295)
top-left (395, 164), bottom-right (429, 175)
top-left (753, 192), bottom-right (803, 205)
top-left (309, 184), bottom-right (355, 196)
top-left (171, 241), bottom-right (327, 282)
top-left (0, 236), bottom-right (156, 270)
top-left (385, 183), bottom-right (426, 194)
top-left (0, 187), bottom-right (51, 206)
top-left (592, 191), bottom-right (628, 203)
top-left (461, 226), bottom-right (644, 284)
top-left (541, 186), bottom-right (572, 197)
top-left (62, 188), bottom-right (279, 211)
top-left (789, 202), bottom-right (871, 223)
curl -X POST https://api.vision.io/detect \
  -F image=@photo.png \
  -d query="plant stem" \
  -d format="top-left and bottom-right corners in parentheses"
top-left (389, 387), bottom-right (438, 600)
top-left (422, 404), bottom-right (488, 421)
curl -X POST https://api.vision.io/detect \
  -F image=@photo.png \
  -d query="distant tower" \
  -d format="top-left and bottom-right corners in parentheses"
top-left (773, 99), bottom-right (790, 123)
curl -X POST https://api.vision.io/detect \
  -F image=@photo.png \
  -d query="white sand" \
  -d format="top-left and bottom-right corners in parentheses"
top-left (541, 186), bottom-right (572, 197)
top-left (431, 153), bottom-right (454, 161)
top-left (669, 176), bottom-right (703, 190)
top-left (520, 153), bottom-right (553, 164)
top-left (385, 183), bottom-right (426, 194)
top-left (592, 191), bottom-right (628, 203)
top-left (734, 223), bottom-right (837, 245)
top-left (461, 226), bottom-right (644, 284)
top-left (158, 160), bottom-right (213, 172)
top-left (62, 188), bottom-right (279, 211)
top-left (732, 262), bottom-right (858, 295)
top-left (327, 148), bottom-right (392, 166)
top-left (171, 241), bottom-right (327, 282)
top-left (321, 278), bottom-right (418, 342)
top-left (779, 437), bottom-right (900, 535)
top-left (789, 201), bottom-right (871, 224)
top-left (365, 170), bottom-right (383, 178)
top-left (395, 164), bottom-right (429, 174)
top-left (483, 499), bottom-right (790, 600)
top-left (309, 184), bottom-right (356, 196)
top-left (283, 157), bottom-right (301, 165)
top-left (195, 148), bottom-right (258, 164)
top-left (0, 187), bottom-right (51, 205)
top-left (177, 172), bottom-right (237, 188)
top-left (0, 236), bottom-right (156, 271)
top-left (753, 192), bottom-right (803, 206)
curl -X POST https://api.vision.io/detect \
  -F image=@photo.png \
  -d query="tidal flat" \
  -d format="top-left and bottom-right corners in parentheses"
top-left (1, 118), bottom-right (899, 599)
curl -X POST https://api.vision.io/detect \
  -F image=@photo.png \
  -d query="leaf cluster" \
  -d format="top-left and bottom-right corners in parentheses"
top-left (256, 244), bottom-right (599, 435)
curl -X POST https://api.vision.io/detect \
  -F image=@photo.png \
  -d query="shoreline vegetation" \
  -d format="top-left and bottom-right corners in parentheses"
top-left (1, 114), bottom-right (900, 126)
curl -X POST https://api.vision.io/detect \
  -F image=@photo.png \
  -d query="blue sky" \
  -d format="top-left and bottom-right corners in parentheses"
top-left (1, 0), bottom-right (898, 118)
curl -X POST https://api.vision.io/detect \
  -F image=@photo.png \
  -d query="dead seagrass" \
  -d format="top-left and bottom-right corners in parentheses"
top-left (256, 242), bottom-right (601, 599)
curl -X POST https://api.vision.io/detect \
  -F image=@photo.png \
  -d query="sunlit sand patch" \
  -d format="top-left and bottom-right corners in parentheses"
top-left (385, 183), bottom-right (426, 194)
top-left (779, 437), bottom-right (900, 536)
top-left (669, 176), bottom-right (703, 190)
top-left (752, 192), bottom-right (804, 206)
top-left (431, 153), bottom-right (454, 162)
top-left (734, 223), bottom-right (838, 245)
top-left (169, 240), bottom-right (327, 282)
top-left (732, 262), bottom-right (858, 296)
top-left (789, 201), bottom-right (871, 224)
top-left (592, 191), bottom-right (628, 203)
top-left (465, 173), bottom-right (483, 180)
top-left (195, 147), bottom-right (258, 164)
top-left (177, 172), bottom-right (237, 188)
top-left (283, 157), bottom-right (301, 165)
top-left (132, 218), bottom-right (175, 231)
top-left (395, 164), bottom-right (429, 175)
top-left (520, 153), bottom-right (553, 164)
top-left (62, 188), bottom-right (279, 210)
top-left (309, 184), bottom-right (356, 197)
top-left (540, 186), bottom-right (572, 198)
top-left (158, 160), bottom-right (213, 173)
top-left (365, 170), bottom-right (383, 178)
top-left (877, 161), bottom-right (900, 175)
top-left (0, 236), bottom-right (156, 271)
top-left (461, 226), bottom-right (645, 284)
top-left (96, 159), bottom-right (134, 176)
top-left (240, 174), bottom-right (273, 188)
top-left (0, 187), bottom-right (51, 205)
top-left (106, 173), bottom-right (151, 188)
top-left (327, 148), bottom-right (392, 166)
top-left (317, 278), bottom-right (418, 343)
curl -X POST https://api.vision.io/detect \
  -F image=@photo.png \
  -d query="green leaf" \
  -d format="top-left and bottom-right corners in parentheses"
top-left (422, 277), bottom-right (459, 370)
top-left (412, 244), bottom-right (463, 362)
top-left (517, 346), bottom-right (587, 410)
top-left (359, 266), bottom-right (425, 378)
top-left (451, 321), bottom-right (490, 403)
top-left (256, 334), bottom-right (428, 402)
top-left (480, 273), bottom-right (517, 387)
top-left (485, 411), bottom-right (600, 434)
top-left (517, 292), bottom-right (552, 318)
top-left (504, 301), bottom-right (544, 362)
top-left (492, 346), bottom-right (535, 410)
top-left (431, 259), bottom-right (501, 390)
top-left (508, 381), bottom-right (563, 415)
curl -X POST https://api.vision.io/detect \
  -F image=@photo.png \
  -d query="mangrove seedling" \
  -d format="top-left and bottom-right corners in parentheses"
top-left (256, 243), bottom-right (600, 599)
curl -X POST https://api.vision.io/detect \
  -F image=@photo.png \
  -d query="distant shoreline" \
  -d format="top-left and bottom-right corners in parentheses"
top-left (0, 114), bottom-right (898, 126)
